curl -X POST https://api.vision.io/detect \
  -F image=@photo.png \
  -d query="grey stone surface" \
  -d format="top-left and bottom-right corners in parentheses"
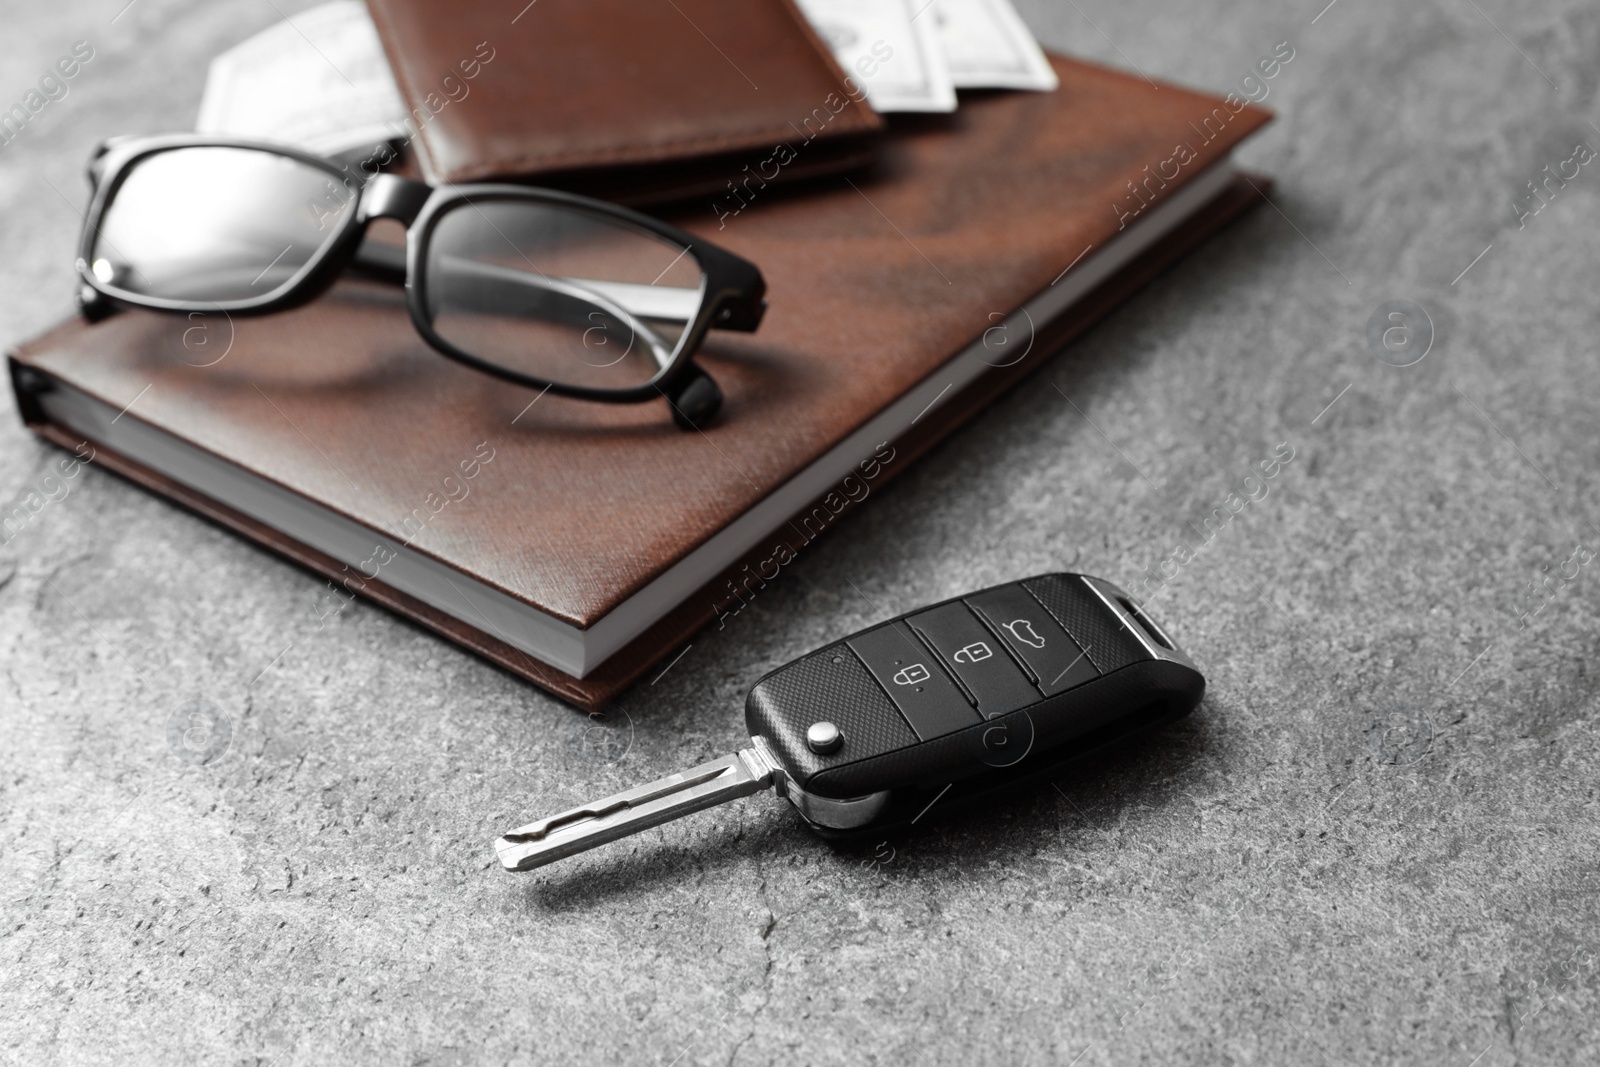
top-left (2, 1), bottom-right (1598, 1064)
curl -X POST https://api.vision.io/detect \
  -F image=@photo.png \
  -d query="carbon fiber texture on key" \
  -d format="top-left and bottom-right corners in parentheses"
top-left (1023, 575), bottom-right (1145, 674)
top-left (745, 643), bottom-right (919, 796)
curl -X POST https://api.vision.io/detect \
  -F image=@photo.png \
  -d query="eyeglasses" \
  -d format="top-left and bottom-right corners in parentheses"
top-left (74, 135), bottom-right (767, 429)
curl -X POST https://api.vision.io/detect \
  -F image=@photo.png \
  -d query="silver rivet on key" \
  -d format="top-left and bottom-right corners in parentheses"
top-left (806, 721), bottom-right (843, 754)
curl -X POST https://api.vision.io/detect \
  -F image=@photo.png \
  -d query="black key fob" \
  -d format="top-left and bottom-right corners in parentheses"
top-left (497, 573), bottom-right (1203, 870)
top-left (744, 573), bottom-right (1204, 838)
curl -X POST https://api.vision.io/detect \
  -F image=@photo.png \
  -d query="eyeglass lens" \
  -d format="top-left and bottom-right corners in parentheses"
top-left (91, 146), bottom-right (354, 303)
top-left (421, 199), bottom-right (706, 391)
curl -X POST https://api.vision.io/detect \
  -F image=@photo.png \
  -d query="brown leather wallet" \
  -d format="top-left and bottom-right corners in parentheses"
top-left (365, 0), bottom-right (885, 205)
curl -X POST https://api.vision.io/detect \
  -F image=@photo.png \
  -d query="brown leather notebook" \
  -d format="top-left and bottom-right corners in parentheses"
top-left (9, 55), bottom-right (1270, 712)
top-left (364, 0), bottom-right (885, 204)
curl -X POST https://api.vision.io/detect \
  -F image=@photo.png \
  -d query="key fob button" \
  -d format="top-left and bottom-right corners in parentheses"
top-left (907, 602), bottom-right (1039, 717)
top-left (847, 621), bottom-right (981, 740)
top-left (966, 584), bottom-right (1099, 696)
top-left (1022, 575), bottom-right (1146, 674)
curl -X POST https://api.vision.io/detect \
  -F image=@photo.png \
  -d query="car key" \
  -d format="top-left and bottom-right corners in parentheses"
top-left (495, 573), bottom-right (1205, 872)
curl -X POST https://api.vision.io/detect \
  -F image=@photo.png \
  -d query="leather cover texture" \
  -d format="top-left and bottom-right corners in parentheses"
top-left (9, 55), bottom-right (1270, 711)
top-left (364, 0), bottom-right (885, 203)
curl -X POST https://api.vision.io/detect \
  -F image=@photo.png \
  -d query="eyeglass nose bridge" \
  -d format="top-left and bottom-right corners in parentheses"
top-left (356, 173), bottom-right (433, 227)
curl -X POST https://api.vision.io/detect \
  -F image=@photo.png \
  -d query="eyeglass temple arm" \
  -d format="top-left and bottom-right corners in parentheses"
top-left (350, 234), bottom-right (720, 428)
top-left (84, 137), bottom-right (132, 191)
top-left (349, 240), bottom-right (700, 329)
top-left (350, 239), bottom-right (682, 366)
top-left (461, 259), bottom-right (681, 371)
top-left (347, 238), bottom-right (408, 284)
top-left (352, 173), bottom-right (755, 329)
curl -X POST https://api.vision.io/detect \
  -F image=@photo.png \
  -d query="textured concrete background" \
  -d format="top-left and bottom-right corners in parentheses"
top-left (3, 1), bottom-right (1599, 1064)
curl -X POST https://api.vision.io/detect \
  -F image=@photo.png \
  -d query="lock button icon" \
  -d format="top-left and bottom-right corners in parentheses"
top-left (892, 663), bottom-right (931, 686)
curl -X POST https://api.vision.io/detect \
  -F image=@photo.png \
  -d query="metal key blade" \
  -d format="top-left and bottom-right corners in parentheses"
top-left (495, 748), bottom-right (777, 872)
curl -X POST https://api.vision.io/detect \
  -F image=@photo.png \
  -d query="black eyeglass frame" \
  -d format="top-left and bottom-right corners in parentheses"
top-left (74, 134), bottom-right (767, 425)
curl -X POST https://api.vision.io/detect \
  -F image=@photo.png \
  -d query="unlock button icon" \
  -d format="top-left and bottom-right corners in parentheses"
top-left (952, 641), bottom-right (992, 664)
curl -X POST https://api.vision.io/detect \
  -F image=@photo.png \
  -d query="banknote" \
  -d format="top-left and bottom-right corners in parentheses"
top-left (195, 0), bottom-right (406, 156)
top-left (794, 0), bottom-right (958, 113)
top-left (930, 0), bottom-right (1059, 91)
